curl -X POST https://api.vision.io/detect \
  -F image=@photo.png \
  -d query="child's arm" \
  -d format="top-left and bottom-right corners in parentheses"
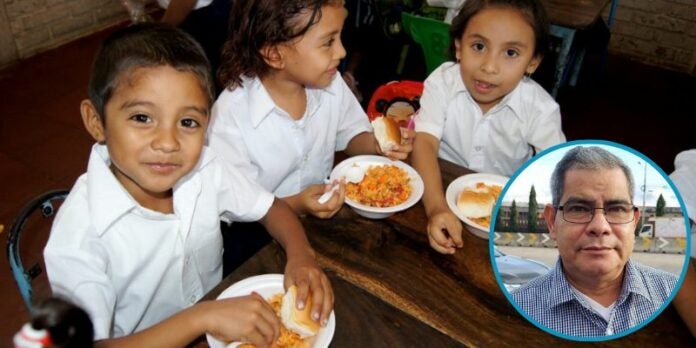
top-left (344, 129), bottom-right (415, 161)
top-left (94, 294), bottom-right (281, 348)
top-left (259, 198), bottom-right (334, 327)
top-left (412, 132), bottom-right (463, 254)
top-left (281, 182), bottom-right (346, 219)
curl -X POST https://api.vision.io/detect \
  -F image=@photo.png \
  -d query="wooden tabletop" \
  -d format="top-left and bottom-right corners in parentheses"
top-left (195, 159), bottom-right (694, 347)
top-left (542, 0), bottom-right (612, 29)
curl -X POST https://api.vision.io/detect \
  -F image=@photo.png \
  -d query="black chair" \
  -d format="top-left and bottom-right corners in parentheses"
top-left (7, 189), bottom-right (69, 312)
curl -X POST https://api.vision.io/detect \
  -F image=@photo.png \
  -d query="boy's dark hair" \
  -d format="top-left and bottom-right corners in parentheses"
top-left (88, 23), bottom-right (215, 119)
top-left (218, 0), bottom-right (341, 89)
top-left (32, 297), bottom-right (94, 348)
top-left (449, 0), bottom-right (549, 59)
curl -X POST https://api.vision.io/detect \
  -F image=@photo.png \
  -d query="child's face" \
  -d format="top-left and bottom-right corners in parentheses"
top-left (277, 3), bottom-right (347, 88)
top-left (454, 7), bottom-right (541, 113)
top-left (82, 66), bottom-right (209, 204)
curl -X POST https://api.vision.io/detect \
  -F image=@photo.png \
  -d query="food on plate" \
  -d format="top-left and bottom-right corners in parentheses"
top-left (346, 164), bottom-right (411, 207)
top-left (457, 182), bottom-right (503, 227)
top-left (236, 286), bottom-right (316, 348)
top-left (281, 285), bottom-right (320, 338)
top-left (371, 116), bottom-right (401, 152)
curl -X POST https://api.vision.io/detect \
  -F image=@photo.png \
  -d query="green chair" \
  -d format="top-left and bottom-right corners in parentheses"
top-left (401, 12), bottom-right (452, 75)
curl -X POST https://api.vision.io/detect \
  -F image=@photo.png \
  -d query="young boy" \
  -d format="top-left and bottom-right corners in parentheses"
top-left (43, 23), bottom-right (333, 347)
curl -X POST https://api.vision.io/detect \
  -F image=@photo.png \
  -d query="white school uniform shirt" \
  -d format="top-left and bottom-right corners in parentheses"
top-left (670, 149), bottom-right (696, 258)
top-left (416, 62), bottom-right (565, 177)
top-left (44, 144), bottom-right (274, 339)
top-left (208, 74), bottom-right (372, 197)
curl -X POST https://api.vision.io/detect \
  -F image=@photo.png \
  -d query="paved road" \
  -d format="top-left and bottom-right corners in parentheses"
top-left (497, 246), bottom-right (687, 276)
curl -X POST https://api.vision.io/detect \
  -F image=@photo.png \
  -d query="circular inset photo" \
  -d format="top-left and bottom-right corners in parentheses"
top-left (490, 140), bottom-right (691, 341)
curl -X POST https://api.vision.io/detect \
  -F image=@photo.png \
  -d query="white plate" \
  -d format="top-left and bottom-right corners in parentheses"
top-left (329, 155), bottom-right (424, 219)
top-left (206, 274), bottom-right (336, 348)
top-left (445, 173), bottom-right (508, 239)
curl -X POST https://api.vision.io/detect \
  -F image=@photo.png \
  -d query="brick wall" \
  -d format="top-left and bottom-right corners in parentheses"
top-left (0, 0), bottom-right (133, 69)
top-left (608, 0), bottom-right (696, 75)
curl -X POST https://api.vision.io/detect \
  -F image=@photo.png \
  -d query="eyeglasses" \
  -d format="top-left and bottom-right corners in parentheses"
top-left (556, 203), bottom-right (638, 224)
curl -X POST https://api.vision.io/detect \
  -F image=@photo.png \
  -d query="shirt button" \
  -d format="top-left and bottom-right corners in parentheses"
top-left (475, 146), bottom-right (482, 151)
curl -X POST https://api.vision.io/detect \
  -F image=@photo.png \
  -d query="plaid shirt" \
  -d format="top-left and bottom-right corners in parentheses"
top-left (511, 259), bottom-right (677, 338)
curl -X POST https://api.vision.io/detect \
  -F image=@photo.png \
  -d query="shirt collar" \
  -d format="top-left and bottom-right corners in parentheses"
top-left (456, 70), bottom-right (525, 121)
top-left (246, 76), bottom-right (277, 128)
top-left (502, 81), bottom-right (526, 121)
top-left (87, 144), bottom-right (139, 236)
top-left (246, 75), bottom-right (336, 128)
top-left (617, 259), bottom-right (657, 306)
top-left (546, 258), bottom-right (656, 311)
top-left (86, 144), bottom-right (211, 237)
top-left (544, 259), bottom-right (578, 311)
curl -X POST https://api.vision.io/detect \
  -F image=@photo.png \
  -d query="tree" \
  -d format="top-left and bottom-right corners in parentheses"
top-left (527, 185), bottom-right (538, 233)
top-left (494, 205), bottom-right (504, 232)
top-left (510, 200), bottom-right (519, 233)
top-left (656, 194), bottom-right (666, 216)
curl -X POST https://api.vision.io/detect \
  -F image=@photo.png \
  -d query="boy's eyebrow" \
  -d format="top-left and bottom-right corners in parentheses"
top-left (121, 100), bottom-right (154, 109)
top-left (121, 101), bottom-right (209, 116)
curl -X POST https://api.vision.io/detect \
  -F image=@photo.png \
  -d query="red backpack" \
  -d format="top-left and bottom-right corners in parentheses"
top-left (366, 80), bottom-right (424, 128)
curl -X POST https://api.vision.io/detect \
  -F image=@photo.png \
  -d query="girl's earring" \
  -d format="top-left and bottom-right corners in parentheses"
top-left (524, 71), bottom-right (532, 80)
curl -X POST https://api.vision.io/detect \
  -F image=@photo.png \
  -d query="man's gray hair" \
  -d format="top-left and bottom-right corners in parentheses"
top-left (550, 146), bottom-right (635, 206)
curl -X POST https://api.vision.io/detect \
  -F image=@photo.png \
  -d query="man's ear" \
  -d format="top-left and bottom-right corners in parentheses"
top-left (543, 204), bottom-right (557, 240)
top-left (260, 44), bottom-right (284, 70)
top-left (81, 99), bottom-right (106, 143)
top-left (632, 207), bottom-right (641, 231)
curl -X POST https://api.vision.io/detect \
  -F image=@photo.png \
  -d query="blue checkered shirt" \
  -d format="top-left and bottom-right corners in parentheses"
top-left (511, 259), bottom-right (677, 337)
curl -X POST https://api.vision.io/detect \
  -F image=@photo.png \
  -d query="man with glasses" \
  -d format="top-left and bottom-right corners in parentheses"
top-left (511, 146), bottom-right (677, 337)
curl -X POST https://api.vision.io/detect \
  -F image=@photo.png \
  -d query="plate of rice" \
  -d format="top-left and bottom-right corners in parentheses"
top-left (329, 155), bottom-right (424, 219)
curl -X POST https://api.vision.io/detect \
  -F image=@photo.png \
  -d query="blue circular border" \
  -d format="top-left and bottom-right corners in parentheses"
top-left (488, 139), bottom-right (692, 342)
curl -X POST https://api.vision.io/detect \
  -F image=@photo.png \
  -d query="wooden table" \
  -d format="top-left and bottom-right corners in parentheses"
top-left (195, 159), bottom-right (694, 347)
top-left (542, 0), bottom-right (618, 97)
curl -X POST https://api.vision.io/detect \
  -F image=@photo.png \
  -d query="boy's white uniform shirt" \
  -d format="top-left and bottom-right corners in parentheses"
top-left (416, 62), bottom-right (566, 177)
top-left (208, 74), bottom-right (372, 197)
top-left (44, 144), bottom-right (274, 339)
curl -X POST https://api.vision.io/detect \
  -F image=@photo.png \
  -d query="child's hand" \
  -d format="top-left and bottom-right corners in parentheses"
top-left (300, 182), bottom-right (345, 219)
top-left (381, 127), bottom-right (415, 161)
top-left (283, 253), bottom-right (334, 328)
top-left (203, 293), bottom-right (281, 347)
top-left (427, 208), bottom-right (464, 254)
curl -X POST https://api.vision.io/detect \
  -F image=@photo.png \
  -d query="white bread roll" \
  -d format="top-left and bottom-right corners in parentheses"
top-left (281, 285), bottom-right (320, 338)
top-left (457, 189), bottom-right (495, 219)
top-left (371, 116), bottom-right (401, 152)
